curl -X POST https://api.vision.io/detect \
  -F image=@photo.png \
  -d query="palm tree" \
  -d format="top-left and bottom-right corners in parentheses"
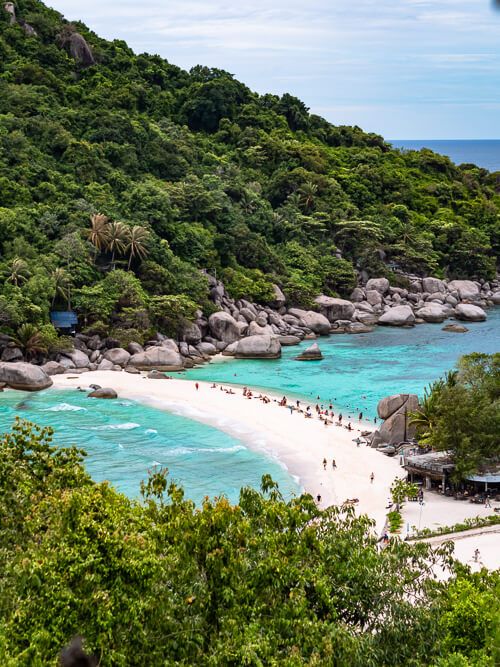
top-left (13, 324), bottom-right (48, 361)
top-left (124, 225), bottom-right (149, 270)
top-left (7, 257), bottom-right (30, 286)
top-left (85, 213), bottom-right (110, 259)
top-left (106, 221), bottom-right (128, 267)
top-left (299, 182), bottom-right (318, 211)
top-left (51, 267), bottom-right (72, 309)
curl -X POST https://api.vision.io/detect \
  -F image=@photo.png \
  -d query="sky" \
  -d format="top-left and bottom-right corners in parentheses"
top-left (46, 1), bottom-right (500, 139)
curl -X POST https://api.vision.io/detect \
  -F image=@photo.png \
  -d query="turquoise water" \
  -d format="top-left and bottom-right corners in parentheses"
top-left (390, 140), bottom-right (500, 172)
top-left (185, 309), bottom-right (500, 423)
top-left (1, 310), bottom-right (498, 500)
top-left (0, 389), bottom-right (300, 503)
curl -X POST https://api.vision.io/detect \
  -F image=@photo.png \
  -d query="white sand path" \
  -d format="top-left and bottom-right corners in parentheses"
top-left (52, 371), bottom-right (403, 533)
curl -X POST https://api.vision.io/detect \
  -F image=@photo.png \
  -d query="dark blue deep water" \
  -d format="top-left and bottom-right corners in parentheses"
top-left (390, 140), bottom-right (500, 172)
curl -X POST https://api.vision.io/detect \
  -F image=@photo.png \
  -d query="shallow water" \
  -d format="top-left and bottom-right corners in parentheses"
top-left (1, 310), bottom-right (497, 501)
top-left (185, 309), bottom-right (500, 420)
top-left (0, 389), bottom-right (300, 503)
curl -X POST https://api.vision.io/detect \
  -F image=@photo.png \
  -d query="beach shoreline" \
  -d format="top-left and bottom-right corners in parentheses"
top-left (52, 371), bottom-right (403, 533)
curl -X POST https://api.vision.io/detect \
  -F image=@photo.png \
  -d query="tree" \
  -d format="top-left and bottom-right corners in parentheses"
top-left (106, 221), bottom-right (128, 266)
top-left (85, 213), bottom-right (110, 259)
top-left (411, 355), bottom-right (500, 482)
top-left (51, 267), bottom-right (72, 309)
top-left (124, 225), bottom-right (149, 270)
top-left (12, 323), bottom-right (48, 360)
top-left (6, 257), bottom-right (30, 287)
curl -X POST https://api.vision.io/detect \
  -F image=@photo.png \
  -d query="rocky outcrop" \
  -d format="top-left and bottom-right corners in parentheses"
top-left (295, 342), bottom-right (322, 361)
top-left (208, 312), bottom-right (240, 343)
top-left (1, 346), bottom-right (23, 362)
top-left (103, 348), bottom-right (131, 366)
top-left (447, 280), bottom-right (480, 301)
top-left (3, 2), bottom-right (16, 24)
top-left (314, 296), bottom-right (355, 322)
top-left (129, 347), bottom-right (184, 371)
top-left (422, 277), bottom-right (446, 294)
top-left (298, 311), bottom-right (331, 335)
top-left (0, 362), bottom-right (53, 391)
top-left (268, 284), bottom-right (286, 308)
top-left (57, 26), bottom-right (95, 67)
top-left (442, 324), bottom-right (468, 333)
top-left (366, 278), bottom-right (390, 294)
top-left (415, 304), bottom-right (448, 323)
top-left (88, 388), bottom-right (117, 399)
top-left (62, 350), bottom-right (90, 368)
top-left (278, 335), bottom-right (301, 346)
top-left (235, 335), bottom-right (281, 359)
top-left (378, 306), bottom-right (415, 327)
top-left (455, 304), bottom-right (487, 322)
top-left (370, 393), bottom-right (419, 447)
top-left (41, 361), bottom-right (67, 376)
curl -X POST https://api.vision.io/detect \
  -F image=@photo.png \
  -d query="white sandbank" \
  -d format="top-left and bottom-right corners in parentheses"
top-left (52, 371), bottom-right (402, 532)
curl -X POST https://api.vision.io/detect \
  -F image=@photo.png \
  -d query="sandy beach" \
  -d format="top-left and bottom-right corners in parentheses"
top-left (52, 370), bottom-right (403, 532)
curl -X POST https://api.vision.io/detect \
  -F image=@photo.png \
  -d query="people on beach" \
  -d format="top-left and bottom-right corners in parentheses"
top-left (323, 458), bottom-right (327, 470)
top-left (484, 497), bottom-right (491, 508)
top-left (195, 382), bottom-right (199, 391)
top-left (316, 494), bottom-right (322, 504)
top-left (338, 413), bottom-right (343, 424)
top-left (370, 472), bottom-right (374, 484)
top-left (358, 411), bottom-right (363, 420)
top-left (474, 548), bottom-right (480, 563)
top-left (347, 422), bottom-right (352, 431)
top-left (332, 459), bottom-right (336, 469)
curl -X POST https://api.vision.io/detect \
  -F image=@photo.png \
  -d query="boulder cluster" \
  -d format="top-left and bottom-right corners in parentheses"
top-left (0, 273), bottom-right (497, 391)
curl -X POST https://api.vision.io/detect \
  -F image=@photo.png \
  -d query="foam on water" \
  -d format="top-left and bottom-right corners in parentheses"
top-left (0, 387), bottom-right (299, 504)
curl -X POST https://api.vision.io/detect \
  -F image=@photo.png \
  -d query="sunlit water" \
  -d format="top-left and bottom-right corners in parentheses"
top-left (185, 309), bottom-right (500, 420)
top-left (0, 309), bottom-right (498, 500)
top-left (0, 389), bottom-right (300, 503)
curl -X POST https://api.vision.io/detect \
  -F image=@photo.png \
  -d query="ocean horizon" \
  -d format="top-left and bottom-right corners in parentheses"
top-left (389, 139), bottom-right (500, 172)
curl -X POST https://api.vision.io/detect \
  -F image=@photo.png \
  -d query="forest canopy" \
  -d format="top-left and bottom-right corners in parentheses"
top-left (0, 0), bottom-right (499, 339)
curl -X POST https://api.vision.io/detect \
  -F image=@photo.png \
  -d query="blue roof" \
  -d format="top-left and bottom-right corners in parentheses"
top-left (50, 311), bottom-right (78, 327)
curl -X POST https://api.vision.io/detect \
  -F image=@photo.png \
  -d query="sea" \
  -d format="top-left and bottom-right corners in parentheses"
top-left (0, 310), bottom-right (498, 502)
top-left (389, 140), bottom-right (500, 172)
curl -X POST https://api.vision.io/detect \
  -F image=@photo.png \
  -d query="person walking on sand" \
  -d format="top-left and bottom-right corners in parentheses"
top-left (332, 459), bottom-right (336, 469)
top-left (316, 494), bottom-right (322, 504)
top-left (370, 472), bottom-right (374, 484)
top-left (195, 382), bottom-right (199, 391)
top-left (484, 497), bottom-right (491, 508)
top-left (338, 413), bottom-right (343, 424)
top-left (323, 458), bottom-right (327, 470)
top-left (474, 548), bottom-right (480, 563)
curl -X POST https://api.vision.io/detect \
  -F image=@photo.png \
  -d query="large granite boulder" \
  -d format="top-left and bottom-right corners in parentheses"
top-left (208, 312), bottom-right (240, 343)
top-left (447, 280), bottom-right (480, 301)
top-left (247, 321), bottom-right (273, 336)
top-left (62, 350), bottom-right (90, 368)
top-left (442, 323), bottom-right (468, 333)
top-left (366, 278), bottom-right (390, 294)
top-left (415, 303), bottom-right (448, 323)
top-left (1, 346), bottom-right (23, 362)
top-left (235, 335), bottom-right (281, 359)
top-left (455, 304), bottom-right (487, 322)
top-left (129, 347), bottom-right (184, 371)
top-left (422, 277), bottom-right (446, 294)
top-left (182, 322), bottom-right (202, 345)
top-left (88, 387), bottom-right (117, 399)
top-left (298, 311), bottom-right (331, 335)
top-left (197, 342), bottom-right (217, 356)
top-left (295, 342), bottom-right (322, 361)
top-left (350, 287), bottom-right (365, 302)
top-left (103, 348), bottom-right (130, 366)
top-left (491, 292), bottom-right (500, 305)
top-left (278, 335), bottom-right (302, 346)
top-left (127, 342), bottom-right (143, 355)
top-left (378, 305), bottom-right (415, 327)
top-left (371, 393), bottom-right (419, 446)
top-left (0, 362), bottom-right (53, 391)
top-left (268, 284), bottom-right (286, 308)
top-left (41, 361), bottom-right (67, 376)
top-left (366, 290), bottom-right (382, 306)
top-left (97, 358), bottom-right (114, 371)
top-left (314, 295), bottom-right (355, 322)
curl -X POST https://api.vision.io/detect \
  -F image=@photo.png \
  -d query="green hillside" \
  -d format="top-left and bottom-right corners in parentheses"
top-left (0, 0), bottom-right (499, 340)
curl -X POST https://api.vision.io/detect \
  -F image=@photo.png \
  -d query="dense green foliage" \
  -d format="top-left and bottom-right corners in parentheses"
top-left (410, 353), bottom-right (500, 481)
top-left (0, 419), bottom-right (499, 666)
top-left (0, 1), bottom-right (499, 336)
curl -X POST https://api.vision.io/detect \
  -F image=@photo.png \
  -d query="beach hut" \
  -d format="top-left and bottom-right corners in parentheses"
top-left (50, 310), bottom-right (78, 334)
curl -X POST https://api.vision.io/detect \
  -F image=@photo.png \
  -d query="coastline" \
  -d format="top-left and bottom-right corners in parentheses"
top-left (52, 371), bottom-right (403, 532)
